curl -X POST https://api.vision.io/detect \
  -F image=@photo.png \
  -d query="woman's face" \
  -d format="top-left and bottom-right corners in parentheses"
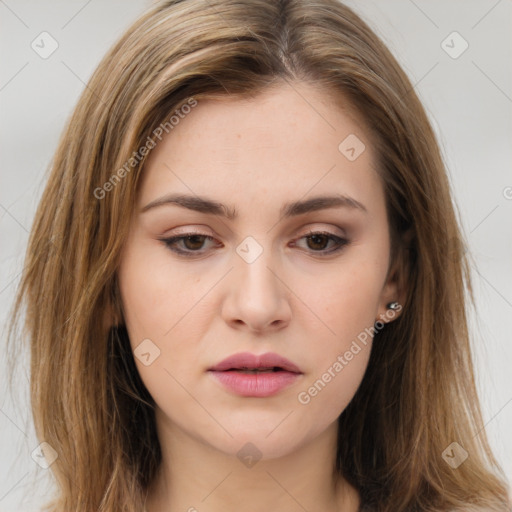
top-left (118, 81), bottom-right (400, 460)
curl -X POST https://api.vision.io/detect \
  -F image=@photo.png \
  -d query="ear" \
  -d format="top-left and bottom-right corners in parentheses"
top-left (376, 262), bottom-right (405, 324)
top-left (375, 230), bottom-right (412, 324)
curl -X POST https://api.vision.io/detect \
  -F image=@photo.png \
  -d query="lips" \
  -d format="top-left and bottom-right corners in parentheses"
top-left (208, 352), bottom-right (302, 374)
top-left (208, 352), bottom-right (302, 397)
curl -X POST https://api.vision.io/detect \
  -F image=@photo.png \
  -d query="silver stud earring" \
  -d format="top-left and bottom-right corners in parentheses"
top-left (386, 301), bottom-right (400, 310)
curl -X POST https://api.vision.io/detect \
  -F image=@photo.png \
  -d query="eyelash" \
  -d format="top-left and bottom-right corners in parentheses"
top-left (159, 230), bottom-right (349, 257)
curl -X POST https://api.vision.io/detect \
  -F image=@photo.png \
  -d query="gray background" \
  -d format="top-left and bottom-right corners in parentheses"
top-left (1, 1), bottom-right (511, 510)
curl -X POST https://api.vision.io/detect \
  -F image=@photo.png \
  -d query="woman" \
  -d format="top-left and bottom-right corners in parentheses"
top-left (9, 0), bottom-right (510, 510)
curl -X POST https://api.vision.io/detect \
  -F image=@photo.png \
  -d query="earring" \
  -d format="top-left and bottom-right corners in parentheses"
top-left (386, 301), bottom-right (400, 310)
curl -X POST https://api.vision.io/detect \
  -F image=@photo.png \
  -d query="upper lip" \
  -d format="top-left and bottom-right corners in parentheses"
top-left (208, 352), bottom-right (302, 373)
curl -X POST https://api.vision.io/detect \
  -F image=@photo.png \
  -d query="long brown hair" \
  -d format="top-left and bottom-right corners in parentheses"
top-left (8, 0), bottom-right (510, 510)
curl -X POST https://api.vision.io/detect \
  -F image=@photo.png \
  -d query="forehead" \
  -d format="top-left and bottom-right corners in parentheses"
top-left (138, 82), bottom-right (383, 216)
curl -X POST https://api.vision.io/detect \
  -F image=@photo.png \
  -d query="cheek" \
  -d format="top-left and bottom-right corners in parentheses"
top-left (294, 257), bottom-right (385, 346)
top-left (118, 254), bottom-right (202, 425)
top-left (118, 242), bottom-right (202, 342)
top-left (118, 244), bottom-right (211, 395)
top-left (290, 257), bottom-right (384, 413)
top-left (295, 346), bottom-right (371, 439)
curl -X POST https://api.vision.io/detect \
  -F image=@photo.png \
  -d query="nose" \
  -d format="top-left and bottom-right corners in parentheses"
top-left (221, 248), bottom-right (292, 334)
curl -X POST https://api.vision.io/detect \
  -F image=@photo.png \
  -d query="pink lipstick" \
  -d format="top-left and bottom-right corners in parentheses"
top-left (208, 352), bottom-right (302, 397)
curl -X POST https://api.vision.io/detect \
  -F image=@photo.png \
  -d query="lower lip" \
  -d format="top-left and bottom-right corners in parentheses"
top-left (208, 370), bottom-right (301, 397)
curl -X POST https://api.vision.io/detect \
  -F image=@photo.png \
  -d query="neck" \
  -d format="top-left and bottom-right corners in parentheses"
top-left (146, 412), bottom-right (360, 512)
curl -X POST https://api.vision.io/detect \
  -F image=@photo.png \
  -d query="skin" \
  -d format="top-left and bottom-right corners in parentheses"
top-left (117, 80), bottom-right (403, 512)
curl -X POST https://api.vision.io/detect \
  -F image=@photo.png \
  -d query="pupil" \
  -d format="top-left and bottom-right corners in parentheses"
top-left (184, 235), bottom-right (205, 250)
top-left (308, 234), bottom-right (327, 250)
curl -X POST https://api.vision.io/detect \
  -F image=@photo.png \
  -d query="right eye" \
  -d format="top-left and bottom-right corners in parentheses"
top-left (159, 233), bottom-right (221, 256)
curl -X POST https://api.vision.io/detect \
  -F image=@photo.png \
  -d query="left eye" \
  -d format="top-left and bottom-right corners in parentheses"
top-left (159, 231), bottom-right (348, 256)
top-left (293, 231), bottom-right (348, 253)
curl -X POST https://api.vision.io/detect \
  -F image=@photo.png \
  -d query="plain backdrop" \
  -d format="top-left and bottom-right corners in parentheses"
top-left (1, 1), bottom-right (511, 510)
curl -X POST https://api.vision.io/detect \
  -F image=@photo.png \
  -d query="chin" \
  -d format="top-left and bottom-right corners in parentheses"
top-left (202, 418), bottom-right (316, 462)
top-left (218, 436), bottom-right (302, 463)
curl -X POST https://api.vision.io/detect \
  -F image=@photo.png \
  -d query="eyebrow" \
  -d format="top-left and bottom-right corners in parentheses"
top-left (140, 193), bottom-right (367, 219)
